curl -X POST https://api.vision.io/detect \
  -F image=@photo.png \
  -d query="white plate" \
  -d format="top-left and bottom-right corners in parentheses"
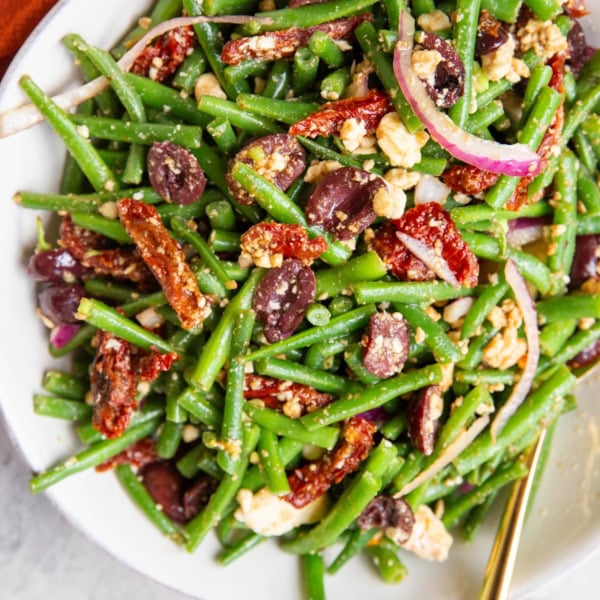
top-left (1, 2), bottom-right (599, 598)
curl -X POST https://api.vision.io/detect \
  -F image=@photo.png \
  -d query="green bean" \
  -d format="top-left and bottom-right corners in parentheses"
top-left (521, 65), bottom-right (553, 123)
top-left (115, 463), bottom-right (184, 541)
top-left (461, 491), bottom-right (498, 542)
top-left (395, 303), bottom-right (462, 364)
top-left (185, 423), bottom-right (260, 551)
top-left (69, 113), bottom-right (202, 147)
top-left (245, 403), bottom-right (340, 449)
top-left (302, 553), bottom-right (326, 600)
top-left (328, 528), bottom-right (377, 574)
top-left (42, 370), bottom-right (87, 401)
top-left (301, 364), bottom-right (442, 430)
top-left (281, 440), bottom-right (395, 554)
top-left (355, 21), bottom-right (421, 133)
top-left (262, 60), bottom-right (292, 100)
top-left (577, 215), bottom-right (600, 235)
top-left (481, 0), bottom-right (522, 22)
top-left (293, 48), bottom-right (320, 96)
top-left (176, 444), bottom-right (213, 479)
top-left (539, 319), bottom-right (577, 357)
top-left (198, 96), bottom-right (279, 135)
top-left (576, 162), bottom-right (600, 216)
top-left (354, 281), bottom-right (473, 305)
top-left (33, 394), bottom-right (92, 421)
top-left (454, 366), bottom-right (576, 476)
top-left (257, 429), bottom-right (291, 496)
top-left (188, 269), bottom-right (262, 390)
top-left (255, 357), bottom-right (359, 395)
top-left (328, 296), bottom-right (355, 317)
top-left (296, 136), bottom-right (365, 170)
top-left (236, 94), bottom-right (317, 126)
top-left (449, 0), bottom-right (481, 128)
top-left (366, 538), bottom-right (408, 584)
top-left (564, 85), bottom-right (600, 142)
top-left (30, 417), bottom-right (161, 493)
top-left (443, 459), bottom-right (529, 528)
top-left (320, 66), bottom-right (351, 101)
top-left (48, 324), bottom-right (96, 358)
top-left (205, 117), bottom-right (236, 154)
top-left (20, 76), bottom-right (118, 193)
top-left (485, 87), bottom-right (562, 209)
top-left (450, 202), bottom-right (551, 225)
top-left (464, 101), bottom-right (505, 135)
top-left (343, 344), bottom-right (381, 385)
top-left (156, 421), bottom-right (184, 459)
top-left (461, 274), bottom-right (507, 339)
top-left (305, 303), bottom-right (332, 327)
top-left (209, 229), bottom-right (241, 253)
top-left (310, 30), bottom-right (346, 68)
top-left (456, 369), bottom-right (517, 386)
top-left (218, 310), bottom-right (256, 474)
top-left (523, 0), bottom-right (562, 20)
top-left (218, 531), bottom-right (266, 565)
top-left (538, 295), bottom-right (600, 323)
top-left (548, 321), bottom-right (600, 369)
top-left (71, 211), bottom-right (131, 244)
top-left (177, 387), bottom-right (220, 429)
top-left (548, 151), bottom-right (578, 294)
top-left (172, 47), bottom-right (207, 93)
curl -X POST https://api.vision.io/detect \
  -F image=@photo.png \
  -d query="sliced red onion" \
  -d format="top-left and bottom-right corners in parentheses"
top-left (395, 414), bottom-right (490, 497)
top-left (396, 231), bottom-right (460, 288)
top-left (393, 11), bottom-right (541, 178)
top-left (414, 174), bottom-right (450, 206)
top-left (490, 260), bottom-right (540, 441)
top-left (507, 216), bottom-right (550, 247)
top-left (50, 323), bottom-right (80, 349)
top-left (0, 14), bottom-right (266, 138)
top-left (442, 296), bottom-right (474, 325)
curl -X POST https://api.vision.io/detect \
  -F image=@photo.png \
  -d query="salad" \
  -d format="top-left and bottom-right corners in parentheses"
top-left (1, 0), bottom-right (600, 596)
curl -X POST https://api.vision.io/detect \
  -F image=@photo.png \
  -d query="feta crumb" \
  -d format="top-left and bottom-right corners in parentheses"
top-left (417, 10), bottom-right (452, 33)
top-left (235, 488), bottom-right (329, 536)
top-left (481, 35), bottom-right (529, 83)
top-left (339, 118), bottom-right (369, 153)
top-left (517, 18), bottom-right (568, 62)
top-left (411, 49), bottom-right (443, 84)
top-left (376, 112), bottom-right (428, 168)
top-left (194, 73), bottom-right (227, 103)
top-left (98, 201), bottom-right (118, 220)
top-left (304, 159), bottom-right (343, 184)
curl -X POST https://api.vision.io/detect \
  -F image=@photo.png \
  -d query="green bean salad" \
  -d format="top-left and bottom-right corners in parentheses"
top-left (3, 0), bottom-right (600, 595)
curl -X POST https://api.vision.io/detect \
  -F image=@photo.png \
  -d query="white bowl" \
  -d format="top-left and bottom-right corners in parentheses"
top-left (1, 2), bottom-right (599, 598)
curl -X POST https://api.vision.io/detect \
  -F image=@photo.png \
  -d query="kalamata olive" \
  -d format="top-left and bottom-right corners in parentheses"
top-left (569, 338), bottom-right (600, 370)
top-left (305, 167), bottom-right (383, 240)
top-left (38, 284), bottom-right (86, 324)
top-left (182, 475), bottom-right (218, 521)
top-left (475, 10), bottom-right (509, 57)
top-left (417, 32), bottom-right (465, 109)
top-left (361, 312), bottom-right (410, 379)
top-left (358, 495), bottom-right (415, 542)
top-left (568, 20), bottom-right (590, 76)
top-left (226, 134), bottom-right (306, 206)
top-left (252, 258), bottom-right (315, 343)
top-left (140, 461), bottom-right (186, 522)
top-left (147, 141), bottom-right (207, 205)
top-left (407, 385), bottom-right (444, 456)
top-left (27, 248), bottom-right (89, 283)
top-left (570, 235), bottom-right (599, 288)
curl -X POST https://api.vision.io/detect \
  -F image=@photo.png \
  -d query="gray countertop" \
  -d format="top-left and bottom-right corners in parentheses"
top-left (1, 418), bottom-right (596, 600)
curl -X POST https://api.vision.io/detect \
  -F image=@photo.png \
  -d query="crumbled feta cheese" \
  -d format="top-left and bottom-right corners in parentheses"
top-left (98, 201), bottom-right (118, 220)
top-left (411, 49), bottom-right (443, 84)
top-left (344, 59), bottom-right (374, 98)
top-left (394, 504), bottom-right (453, 561)
top-left (517, 18), bottom-right (568, 62)
top-left (376, 112), bottom-right (429, 168)
top-left (481, 35), bottom-right (529, 83)
top-left (304, 159), bottom-right (343, 184)
top-left (417, 9), bottom-right (452, 33)
top-left (194, 73), bottom-right (227, 102)
top-left (482, 299), bottom-right (527, 369)
top-left (235, 488), bottom-right (329, 536)
top-left (339, 118), bottom-right (369, 153)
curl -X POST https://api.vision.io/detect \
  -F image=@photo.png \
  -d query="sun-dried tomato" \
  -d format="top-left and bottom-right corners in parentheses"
top-left (221, 14), bottom-right (372, 66)
top-left (564, 0), bottom-right (589, 18)
top-left (244, 374), bottom-right (332, 418)
top-left (289, 89), bottom-right (393, 139)
top-left (96, 437), bottom-right (158, 472)
top-left (285, 417), bottom-right (376, 508)
top-left (441, 164), bottom-right (499, 195)
top-left (240, 222), bottom-right (327, 268)
top-left (475, 10), bottom-right (509, 57)
top-left (130, 26), bottom-right (196, 83)
top-left (90, 330), bottom-right (137, 439)
top-left (137, 349), bottom-right (179, 382)
top-left (371, 221), bottom-right (435, 282)
top-left (116, 198), bottom-right (212, 331)
top-left (59, 216), bottom-right (153, 286)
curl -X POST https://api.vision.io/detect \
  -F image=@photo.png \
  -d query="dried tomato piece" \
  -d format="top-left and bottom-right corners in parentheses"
top-left (91, 330), bottom-right (137, 439)
top-left (96, 437), bottom-right (159, 472)
top-left (59, 216), bottom-right (153, 286)
top-left (441, 164), bottom-right (499, 195)
top-left (564, 0), bottom-right (589, 18)
top-left (226, 134), bottom-right (306, 206)
top-left (305, 167), bottom-right (384, 241)
top-left (285, 417), bottom-right (376, 508)
top-left (416, 32), bottom-right (465, 109)
top-left (252, 258), bottom-right (316, 343)
top-left (130, 26), bottom-right (196, 82)
top-left (407, 385), bottom-right (444, 456)
top-left (221, 14), bottom-right (372, 66)
top-left (361, 312), bottom-right (410, 379)
top-left (117, 198), bottom-right (212, 330)
top-left (289, 89), bottom-right (393, 139)
top-left (371, 221), bottom-right (435, 282)
top-left (136, 350), bottom-right (179, 382)
top-left (147, 141), bottom-right (207, 205)
top-left (240, 222), bottom-right (326, 268)
top-left (567, 20), bottom-right (590, 76)
top-left (475, 10), bottom-right (509, 57)
top-left (358, 495), bottom-right (415, 542)
top-left (244, 373), bottom-right (332, 418)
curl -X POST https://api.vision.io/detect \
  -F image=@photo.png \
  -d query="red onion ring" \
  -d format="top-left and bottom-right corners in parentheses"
top-left (490, 259), bottom-right (540, 441)
top-left (0, 15), bottom-right (268, 138)
top-left (49, 323), bottom-right (80, 349)
top-left (393, 11), bottom-right (541, 178)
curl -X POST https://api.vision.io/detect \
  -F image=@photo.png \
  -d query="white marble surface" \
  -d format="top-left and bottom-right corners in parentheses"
top-left (1, 417), bottom-right (597, 600)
